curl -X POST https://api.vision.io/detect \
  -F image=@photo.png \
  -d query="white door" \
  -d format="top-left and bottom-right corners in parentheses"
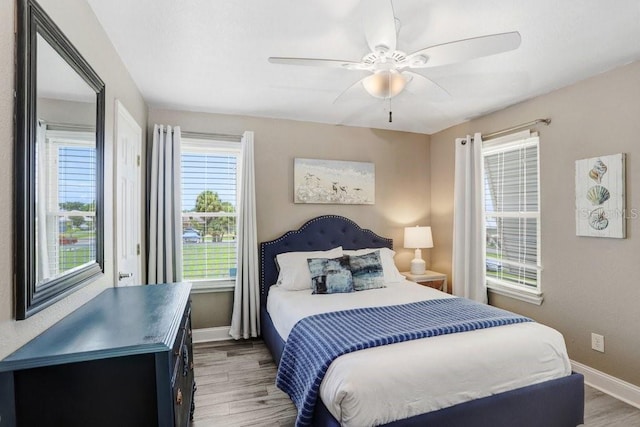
top-left (115, 100), bottom-right (142, 286)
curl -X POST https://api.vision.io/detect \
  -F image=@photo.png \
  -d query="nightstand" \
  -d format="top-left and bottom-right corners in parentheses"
top-left (402, 270), bottom-right (448, 292)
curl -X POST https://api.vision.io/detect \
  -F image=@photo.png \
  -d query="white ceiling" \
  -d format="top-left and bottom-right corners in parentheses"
top-left (87, 0), bottom-right (640, 135)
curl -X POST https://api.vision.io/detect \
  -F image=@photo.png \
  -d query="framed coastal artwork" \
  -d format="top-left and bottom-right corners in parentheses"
top-left (294, 158), bottom-right (375, 204)
top-left (575, 153), bottom-right (625, 238)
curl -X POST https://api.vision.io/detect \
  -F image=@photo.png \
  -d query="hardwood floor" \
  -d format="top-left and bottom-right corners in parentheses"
top-left (192, 340), bottom-right (640, 427)
top-left (192, 340), bottom-right (296, 426)
top-left (584, 386), bottom-right (640, 426)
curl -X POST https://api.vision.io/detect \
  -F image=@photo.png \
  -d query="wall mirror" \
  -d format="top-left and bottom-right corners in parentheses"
top-left (15, 0), bottom-right (105, 319)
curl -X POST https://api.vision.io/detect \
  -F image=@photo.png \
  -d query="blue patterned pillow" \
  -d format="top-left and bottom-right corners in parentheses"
top-left (349, 251), bottom-right (385, 291)
top-left (307, 256), bottom-right (354, 294)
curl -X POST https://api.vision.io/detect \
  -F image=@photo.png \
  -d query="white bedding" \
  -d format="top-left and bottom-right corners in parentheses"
top-left (268, 281), bottom-right (572, 427)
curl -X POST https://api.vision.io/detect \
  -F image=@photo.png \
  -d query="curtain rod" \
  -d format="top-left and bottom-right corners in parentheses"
top-left (471, 118), bottom-right (551, 142)
top-left (39, 120), bottom-right (95, 133)
top-left (182, 130), bottom-right (242, 142)
top-left (162, 128), bottom-right (242, 142)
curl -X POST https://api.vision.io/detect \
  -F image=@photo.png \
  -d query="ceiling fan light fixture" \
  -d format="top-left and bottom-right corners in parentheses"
top-left (362, 70), bottom-right (406, 99)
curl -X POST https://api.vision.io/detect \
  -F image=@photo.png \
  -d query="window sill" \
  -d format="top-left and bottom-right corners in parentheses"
top-left (487, 284), bottom-right (543, 306)
top-left (188, 280), bottom-right (235, 294)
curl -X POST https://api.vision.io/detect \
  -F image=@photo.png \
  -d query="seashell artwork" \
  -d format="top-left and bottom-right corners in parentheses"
top-left (588, 159), bottom-right (608, 183)
top-left (588, 208), bottom-right (609, 231)
top-left (576, 153), bottom-right (625, 238)
top-left (586, 185), bottom-right (610, 206)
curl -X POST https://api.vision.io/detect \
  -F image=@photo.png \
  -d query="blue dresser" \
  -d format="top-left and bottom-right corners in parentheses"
top-left (0, 283), bottom-right (195, 427)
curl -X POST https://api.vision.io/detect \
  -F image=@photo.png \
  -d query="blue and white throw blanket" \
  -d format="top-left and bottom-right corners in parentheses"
top-left (276, 298), bottom-right (532, 427)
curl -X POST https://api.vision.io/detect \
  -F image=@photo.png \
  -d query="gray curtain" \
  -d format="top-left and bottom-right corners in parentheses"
top-left (230, 131), bottom-right (260, 339)
top-left (452, 132), bottom-right (487, 303)
top-left (147, 124), bottom-right (183, 283)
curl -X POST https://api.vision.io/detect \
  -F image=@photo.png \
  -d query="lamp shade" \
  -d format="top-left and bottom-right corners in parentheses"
top-left (404, 226), bottom-right (433, 249)
top-left (362, 70), bottom-right (407, 99)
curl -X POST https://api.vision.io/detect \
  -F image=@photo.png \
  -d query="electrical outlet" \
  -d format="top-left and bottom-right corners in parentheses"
top-left (591, 333), bottom-right (605, 352)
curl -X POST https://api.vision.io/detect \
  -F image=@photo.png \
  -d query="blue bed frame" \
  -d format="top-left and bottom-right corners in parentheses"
top-left (259, 215), bottom-right (584, 427)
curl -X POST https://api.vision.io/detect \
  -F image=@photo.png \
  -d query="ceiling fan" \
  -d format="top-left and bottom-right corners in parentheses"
top-left (268, 0), bottom-right (521, 119)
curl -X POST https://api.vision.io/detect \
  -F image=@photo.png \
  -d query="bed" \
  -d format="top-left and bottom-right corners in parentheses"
top-left (260, 215), bottom-right (584, 427)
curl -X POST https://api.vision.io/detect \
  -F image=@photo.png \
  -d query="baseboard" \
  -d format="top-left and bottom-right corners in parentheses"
top-left (192, 326), bottom-right (232, 343)
top-left (571, 360), bottom-right (640, 409)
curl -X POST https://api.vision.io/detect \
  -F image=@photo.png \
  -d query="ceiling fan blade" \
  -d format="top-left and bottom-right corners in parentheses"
top-left (405, 31), bottom-right (521, 69)
top-left (361, 0), bottom-right (397, 53)
top-left (428, 71), bottom-right (530, 98)
top-left (268, 57), bottom-right (366, 70)
top-left (403, 71), bottom-right (450, 101)
top-left (332, 76), bottom-right (370, 104)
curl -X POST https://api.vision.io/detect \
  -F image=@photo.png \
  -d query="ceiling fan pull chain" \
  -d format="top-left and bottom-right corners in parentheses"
top-left (388, 98), bottom-right (393, 122)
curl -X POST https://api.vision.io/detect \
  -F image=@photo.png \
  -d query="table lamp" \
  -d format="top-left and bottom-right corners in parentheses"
top-left (404, 226), bottom-right (433, 275)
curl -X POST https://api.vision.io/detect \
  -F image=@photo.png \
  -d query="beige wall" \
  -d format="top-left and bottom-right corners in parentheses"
top-left (0, 0), bottom-right (147, 358)
top-left (190, 292), bottom-right (234, 329)
top-left (431, 60), bottom-right (640, 386)
top-left (38, 98), bottom-right (96, 126)
top-left (149, 108), bottom-right (431, 329)
top-left (0, 0), bottom-right (16, 355)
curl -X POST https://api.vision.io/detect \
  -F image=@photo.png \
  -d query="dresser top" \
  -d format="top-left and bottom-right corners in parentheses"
top-left (0, 283), bottom-right (191, 372)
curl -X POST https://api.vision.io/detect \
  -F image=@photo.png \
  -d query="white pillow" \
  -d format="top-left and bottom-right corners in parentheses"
top-left (344, 247), bottom-right (404, 283)
top-left (276, 247), bottom-right (343, 290)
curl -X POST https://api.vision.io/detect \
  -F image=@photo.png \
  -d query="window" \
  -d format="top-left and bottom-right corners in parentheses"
top-left (181, 138), bottom-right (240, 291)
top-left (482, 132), bottom-right (542, 304)
top-left (37, 127), bottom-right (97, 283)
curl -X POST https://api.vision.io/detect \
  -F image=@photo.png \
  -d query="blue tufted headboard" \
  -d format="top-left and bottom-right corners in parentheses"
top-left (259, 215), bottom-right (393, 308)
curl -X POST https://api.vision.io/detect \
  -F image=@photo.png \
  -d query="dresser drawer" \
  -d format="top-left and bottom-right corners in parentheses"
top-left (171, 305), bottom-right (192, 376)
top-left (172, 349), bottom-right (194, 427)
top-left (171, 309), bottom-right (195, 427)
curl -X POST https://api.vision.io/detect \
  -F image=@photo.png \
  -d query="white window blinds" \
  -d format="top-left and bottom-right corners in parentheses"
top-left (483, 132), bottom-right (541, 295)
top-left (181, 139), bottom-right (239, 282)
top-left (39, 129), bottom-right (96, 280)
top-left (57, 145), bottom-right (97, 270)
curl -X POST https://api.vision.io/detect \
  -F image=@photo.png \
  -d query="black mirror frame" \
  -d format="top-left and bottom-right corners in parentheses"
top-left (15, 0), bottom-right (105, 320)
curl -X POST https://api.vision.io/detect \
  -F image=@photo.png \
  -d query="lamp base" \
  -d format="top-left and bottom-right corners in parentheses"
top-left (410, 248), bottom-right (426, 275)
